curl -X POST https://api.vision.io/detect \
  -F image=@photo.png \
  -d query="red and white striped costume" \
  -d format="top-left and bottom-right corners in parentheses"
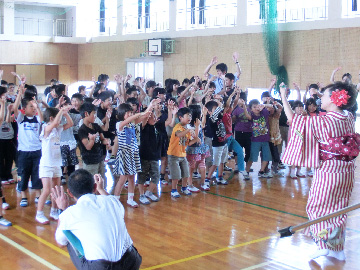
top-left (283, 111), bottom-right (355, 251)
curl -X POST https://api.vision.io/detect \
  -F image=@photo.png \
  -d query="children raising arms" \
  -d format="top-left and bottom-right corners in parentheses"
top-left (167, 107), bottom-right (200, 198)
top-left (113, 99), bottom-right (158, 207)
top-left (36, 106), bottom-right (73, 224)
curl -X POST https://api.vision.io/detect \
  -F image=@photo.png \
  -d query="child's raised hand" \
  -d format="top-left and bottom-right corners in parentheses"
top-left (234, 86), bottom-right (241, 94)
top-left (232, 52), bottom-right (239, 63)
top-left (194, 118), bottom-right (201, 127)
top-left (126, 74), bottom-right (132, 81)
top-left (238, 98), bottom-right (246, 108)
top-left (61, 104), bottom-right (72, 113)
top-left (94, 174), bottom-right (105, 192)
top-left (11, 71), bottom-right (19, 78)
top-left (88, 133), bottom-right (98, 141)
top-left (7, 103), bottom-right (14, 112)
top-left (293, 82), bottom-right (300, 91)
top-left (20, 74), bottom-right (26, 85)
top-left (18, 84), bottom-right (25, 95)
top-left (106, 109), bottom-right (112, 119)
top-left (58, 96), bottom-right (65, 106)
top-left (172, 106), bottom-right (179, 115)
top-left (279, 82), bottom-right (287, 97)
top-left (92, 99), bottom-right (101, 106)
top-left (333, 67), bottom-right (341, 72)
top-left (317, 82), bottom-right (325, 89)
top-left (210, 56), bottom-right (218, 66)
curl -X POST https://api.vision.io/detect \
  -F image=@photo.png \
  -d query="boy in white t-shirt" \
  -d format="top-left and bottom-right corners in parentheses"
top-left (13, 86), bottom-right (44, 207)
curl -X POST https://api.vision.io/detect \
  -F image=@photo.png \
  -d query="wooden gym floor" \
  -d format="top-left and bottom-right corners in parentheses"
top-left (1, 154), bottom-right (360, 270)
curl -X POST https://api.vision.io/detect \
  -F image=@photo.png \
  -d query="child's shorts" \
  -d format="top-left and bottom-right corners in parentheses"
top-left (187, 154), bottom-right (206, 169)
top-left (39, 166), bottom-right (62, 178)
top-left (137, 159), bottom-right (160, 185)
top-left (61, 145), bottom-right (79, 167)
top-left (17, 150), bottom-right (42, 191)
top-left (168, 155), bottom-right (190, 180)
top-left (212, 145), bottom-right (228, 167)
top-left (250, 141), bottom-right (272, 162)
top-left (83, 161), bottom-right (105, 178)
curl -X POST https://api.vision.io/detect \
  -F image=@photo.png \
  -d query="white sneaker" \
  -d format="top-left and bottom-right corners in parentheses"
top-left (161, 179), bottom-right (168, 185)
top-left (34, 197), bottom-right (39, 204)
top-left (181, 188), bottom-right (192, 195)
top-left (45, 199), bottom-right (51, 205)
top-left (0, 217), bottom-right (12, 226)
top-left (36, 212), bottom-right (49, 224)
top-left (200, 184), bottom-right (210, 191)
top-left (216, 178), bottom-right (228, 185)
top-left (296, 172), bottom-right (306, 178)
top-left (61, 177), bottom-right (67, 185)
top-left (50, 209), bottom-right (59, 220)
top-left (187, 185), bottom-right (200, 193)
top-left (139, 195), bottom-right (151, 205)
top-left (2, 202), bottom-right (10, 210)
top-left (171, 190), bottom-right (181, 198)
top-left (144, 180), bottom-right (150, 187)
top-left (243, 172), bottom-right (250, 180)
top-left (264, 172), bottom-right (273, 178)
top-left (127, 200), bottom-right (139, 208)
top-left (192, 172), bottom-right (200, 178)
top-left (211, 171), bottom-right (217, 178)
top-left (145, 191), bottom-right (159, 202)
top-left (104, 152), bottom-right (111, 163)
top-left (124, 181), bottom-right (129, 189)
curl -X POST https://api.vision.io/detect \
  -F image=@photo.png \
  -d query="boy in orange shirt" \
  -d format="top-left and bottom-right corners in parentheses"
top-left (167, 107), bottom-right (200, 198)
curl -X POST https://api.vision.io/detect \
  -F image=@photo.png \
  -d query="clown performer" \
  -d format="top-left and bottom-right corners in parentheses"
top-left (280, 81), bottom-right (359, 261)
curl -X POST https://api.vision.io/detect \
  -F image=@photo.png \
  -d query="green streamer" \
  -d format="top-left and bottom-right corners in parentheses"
top-left (260, 0), bottom-right (288, 91)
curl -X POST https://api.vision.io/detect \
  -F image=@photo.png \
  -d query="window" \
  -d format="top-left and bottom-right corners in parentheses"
top-left (135, 62), bottom-right (155, 79)
top-left (176, 0), bottom-right (237, 30)
top-left (247, 0), bottom-right (328, 25)
top-left (123, 0), bottom-right (169, 34)
top-left (342, 0), bottom-right (360, 18)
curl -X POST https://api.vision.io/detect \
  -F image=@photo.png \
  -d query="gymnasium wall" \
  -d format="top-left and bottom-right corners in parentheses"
top-left (78, 27), bottom-right (360, 88)
top-left (0, 41), bottom-right (78, 86)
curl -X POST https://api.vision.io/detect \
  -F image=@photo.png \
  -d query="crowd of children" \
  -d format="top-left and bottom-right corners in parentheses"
top-left (0, 55), bottom-right (359, 261)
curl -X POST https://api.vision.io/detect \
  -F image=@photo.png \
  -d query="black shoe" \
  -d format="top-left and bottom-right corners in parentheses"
top-left (224, 165), bottom-right (232, 171)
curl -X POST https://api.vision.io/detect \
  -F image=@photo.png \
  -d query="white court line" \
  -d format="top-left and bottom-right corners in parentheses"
top-left (0, 233), bottom-right (62, 270)
top-left (240, 262), bottom-right (272, 270)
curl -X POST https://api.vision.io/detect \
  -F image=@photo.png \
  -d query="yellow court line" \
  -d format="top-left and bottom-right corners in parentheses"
top-left (0, 233), bottom-right (62, 270)
top-left (142, 235), bottom-right (276, 270)
top-left (13, 225), bottom-right (70, 258)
